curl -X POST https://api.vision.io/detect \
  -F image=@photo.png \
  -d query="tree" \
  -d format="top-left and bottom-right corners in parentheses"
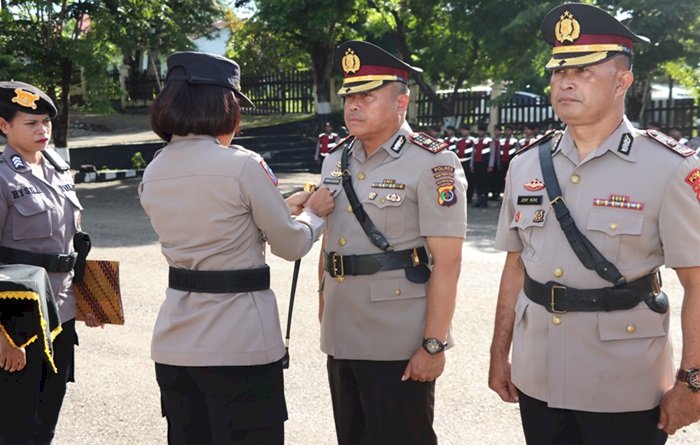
top-left (0, 0), bottom-right (227, 148)
top-left (236, 0), bottom-right (362, 115)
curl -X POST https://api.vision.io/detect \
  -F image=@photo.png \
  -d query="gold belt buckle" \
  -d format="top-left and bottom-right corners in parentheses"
top-left (550, 284), bottom-right (567, 314)
top-left (332, 253), bottom-right (345, 282)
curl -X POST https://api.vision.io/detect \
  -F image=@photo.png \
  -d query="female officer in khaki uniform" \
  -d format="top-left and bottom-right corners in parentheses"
top-left (139, 52), bottom-right (334, 445)
top-left (0, 81), bottom-right (97, 444)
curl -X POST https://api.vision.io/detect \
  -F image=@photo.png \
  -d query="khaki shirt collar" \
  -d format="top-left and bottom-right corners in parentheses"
top-left (555, 117), bottom-right (638, 165)
top-left (351, 121), bottom-right (412, 163)
top-left (1, 144), bottom-right (31, 173)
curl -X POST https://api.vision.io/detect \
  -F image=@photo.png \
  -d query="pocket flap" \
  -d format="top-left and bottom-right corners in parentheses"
top-left (369, 269), bottom-right (426, 302)
top-left (598, 306), bottom-right (666, 341)
top-left (587, 207), bottom-right (643, 237)
top-left (13, 196), bottom-right (55, 216)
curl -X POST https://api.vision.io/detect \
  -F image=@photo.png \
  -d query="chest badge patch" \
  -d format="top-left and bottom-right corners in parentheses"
top-left (368, 191), bottom-right (377, 200)
top-left (532, 209), bottom-right (546, 223)
top-left (593, 194), bottom-right (644, 211)
top-left (515, 211), bottom-right (522, 223)
top-left (386, 193), bottom-right (402, 203)
top-left (524, 178), bottom-right (545, 191)
top-left (517, 195), bottom-right (543, 205)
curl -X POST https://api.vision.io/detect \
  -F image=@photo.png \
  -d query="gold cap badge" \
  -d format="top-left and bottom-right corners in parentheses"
top-left (555, 11), bottom-right (581, 44)
top-left (11, 88), bottom-right (40, 110)
top-left (341, 48), bottom-right (361, 74)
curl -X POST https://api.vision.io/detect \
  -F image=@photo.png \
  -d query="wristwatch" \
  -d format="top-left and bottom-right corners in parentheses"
top-left (676, 368), bottom-right (700, 392)
top-left (422, 338), bottom-right (447, 355)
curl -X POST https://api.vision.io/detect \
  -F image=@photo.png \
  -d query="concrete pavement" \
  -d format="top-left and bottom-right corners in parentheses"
top-left (48, 177), bottom-right (700, 445)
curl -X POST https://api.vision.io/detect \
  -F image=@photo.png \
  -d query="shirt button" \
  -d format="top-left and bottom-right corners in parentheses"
top-left (609, 222), bottom-right (619, 230)
top-left (346, 204), bottom-right (353, 213)
top-left (338, 238), bottom-right (347, 247)
top-left (553, 267), bottom-right (564, 278)
top-left (394, 289), bottom-right (401, 296)
top-left (552, 315), bottom-right (562, 326)
top-left (570, 174), bottom-right (580, 184)
top-left (357, 172), bottom-right (366, 180)
top-left (626, 324), bottom-right (636, 334)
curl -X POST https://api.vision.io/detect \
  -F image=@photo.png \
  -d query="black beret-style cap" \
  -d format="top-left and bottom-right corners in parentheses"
top-left (334, 40), bottom-right (422, 96)
top-left (0, 81), bottom-right (57, 118)
top-left (165, 51), bottom-right (254, 108)
top-left (541, 3), bottom-right (649, 70)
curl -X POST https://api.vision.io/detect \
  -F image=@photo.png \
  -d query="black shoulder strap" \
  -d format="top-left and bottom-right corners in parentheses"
top-left (340, 142), bottom-right (391, 251)
top-left (537, 141), bottom-right (625, 285)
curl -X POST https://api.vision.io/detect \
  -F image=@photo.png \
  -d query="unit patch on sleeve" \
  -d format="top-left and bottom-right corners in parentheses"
top-left (432, 165), bottom-right (457, 207)
top-left (259, 159), bottom-right (278, 186)
top-left (684, 168), bottom-right (700, 202)
top-left (410, 132), bottom-right (448, 153)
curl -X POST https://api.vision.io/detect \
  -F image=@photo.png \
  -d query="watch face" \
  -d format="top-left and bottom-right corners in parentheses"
top-left (423, 338), bottom-right (444, 354)
top-left (689, 370), bottom-right (700, 389)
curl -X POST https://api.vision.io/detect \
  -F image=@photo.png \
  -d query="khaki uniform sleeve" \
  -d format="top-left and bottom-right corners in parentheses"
top-left (494, 166), bottom-right (523, 252)
top-left (418, 150), bottom-right (467, 238)
top-left (659, 156), bottom-right (700, 267)
top-left (239, 156), bottom-right (322, 261)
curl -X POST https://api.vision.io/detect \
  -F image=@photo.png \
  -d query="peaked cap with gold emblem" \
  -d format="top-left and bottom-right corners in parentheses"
top-left (335, 40), bottom-right (422, 96)
top-left (0, 81), bottom-right (57, 118)
top-left (165, 51), bottom-right (255, 108)
top-left (541, 3), bottom-right (649, 70)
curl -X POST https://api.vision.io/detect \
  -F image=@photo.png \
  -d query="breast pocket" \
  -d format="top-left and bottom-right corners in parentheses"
top-left (509, 207), bottom-right (548, 262)
top-left (365, 189), bottom-right (407, 238)
top-left (586, 207), bottom-right (644, 266)
top-left (12, 196), bottom-right (55, 240)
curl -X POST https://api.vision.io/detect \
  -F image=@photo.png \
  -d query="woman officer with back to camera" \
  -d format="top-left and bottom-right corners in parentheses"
top-left (139, 51), bottom-right (335, 445)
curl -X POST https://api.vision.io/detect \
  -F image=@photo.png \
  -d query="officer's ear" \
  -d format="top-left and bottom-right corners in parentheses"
top-left (0, 117), bottom-right (9, 135)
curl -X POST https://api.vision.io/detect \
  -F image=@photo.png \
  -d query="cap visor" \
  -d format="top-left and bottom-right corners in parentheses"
top-left (337, 80), bottom-right (389, 96)
top-left (545, 51), bottom-right (617, 70)
top-left (235, 91), bottom-right (255, 109)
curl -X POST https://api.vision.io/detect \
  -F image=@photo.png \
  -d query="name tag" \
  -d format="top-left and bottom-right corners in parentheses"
top-left (517, 195), bottom-right (543, 205)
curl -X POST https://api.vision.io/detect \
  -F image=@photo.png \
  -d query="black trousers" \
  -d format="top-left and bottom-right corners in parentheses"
top-left (0, 318), bottom-right (76, 445)
top-left (155, 359), bottom-right (287, 445)
top-left (461, 160), bottom-right (474, 203)
top-left (473, 161), bottom-right (490, 205)
top-left (327, 356), bottom-right (437, 445)
top-left (518, 390), bottom-right (668, 445)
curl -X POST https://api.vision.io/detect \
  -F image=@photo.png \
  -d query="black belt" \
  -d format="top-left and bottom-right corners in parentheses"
top-left (523, 272), bottom-right (660, 313)
top-left (0, 246), bottom-right (77, 273)
top-left (324, 247), bottom-right (429, 278)
top-left (168, 265), bottom-right (270, 293)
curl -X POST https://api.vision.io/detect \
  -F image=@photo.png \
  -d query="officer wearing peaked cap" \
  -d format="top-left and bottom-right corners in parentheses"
top-left (139, 51), bottom-right (335, 444)
top-left (0, 80), bottom-right (102, 444)
top-left (318, 40), bottom-right (467, 444)
top-left (490, 3), bottom-right (700, 444)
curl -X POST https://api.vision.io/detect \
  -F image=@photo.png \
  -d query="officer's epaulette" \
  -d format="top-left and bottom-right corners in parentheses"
top-left (328, 135), bottom-right (355, 154)
top-left (515, 129), bottom-right (560, 155)
top-left (409, 132), bottom-right (448, 153)
top-left (41, 148), bottom-right (70, 172)
top-left (643, 129), bottom-right (695, 157)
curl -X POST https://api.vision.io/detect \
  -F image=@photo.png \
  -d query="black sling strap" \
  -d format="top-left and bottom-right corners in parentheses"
top-left (538, 140), bottom-right (626, 285)
top-left (341, 140), bottom-right (391, 251)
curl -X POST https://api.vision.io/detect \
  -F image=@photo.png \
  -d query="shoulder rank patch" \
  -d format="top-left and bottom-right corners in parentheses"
top-left (11, 155), bottom-right (25, 170)
top-left (410, 132), bottom-right (448, 153)
top-left (328, 135), bottom-right (355, 154)
top-left (645, 129), bottom-right (695, 157)
top-left (515, 129), bottom-right (560, 155)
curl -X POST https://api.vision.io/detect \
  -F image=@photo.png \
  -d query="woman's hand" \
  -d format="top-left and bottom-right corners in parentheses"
top-left (0, 329), bottom-right (27, 372)
top-left (84, 313), bottom-right (105, 329)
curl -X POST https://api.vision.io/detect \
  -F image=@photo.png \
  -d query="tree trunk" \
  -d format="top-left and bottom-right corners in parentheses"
top-left (625, 73), bottom-right (652, 125)
top-left (309, 41), bottom-right (333, 115)
top-left (52, 59), bottom-right (73, 148)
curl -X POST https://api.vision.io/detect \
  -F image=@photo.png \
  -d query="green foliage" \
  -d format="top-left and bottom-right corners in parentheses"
top-left (131, 151), bottom-right (147, 169)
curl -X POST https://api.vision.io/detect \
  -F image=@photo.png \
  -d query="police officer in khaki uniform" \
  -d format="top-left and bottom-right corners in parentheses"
top-left (0, 81), bottom-right (96, 444)
top-left (139, 52), bottom-right (334, 445)
top-left (318, 41), bottom-right (467, 445)
top-left (489, 4), bottom-right (700, 444)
